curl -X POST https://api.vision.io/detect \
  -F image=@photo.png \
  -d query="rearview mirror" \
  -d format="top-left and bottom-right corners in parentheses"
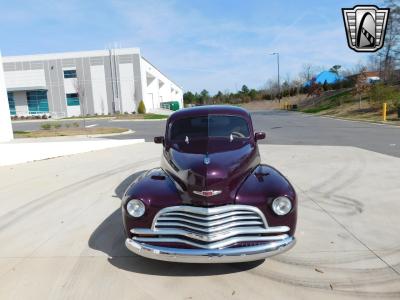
top-left (254, 132), bottom-right (266, 141)
top-left (154, 136), bottom-right (164, 144)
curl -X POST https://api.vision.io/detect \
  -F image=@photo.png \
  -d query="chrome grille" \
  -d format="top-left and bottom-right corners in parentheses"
top-left (131, 205), bottom-right (290, 249)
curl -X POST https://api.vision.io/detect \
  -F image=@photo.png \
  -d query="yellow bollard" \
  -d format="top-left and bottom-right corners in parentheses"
top-left (383, 102), bottom-right (387, 121)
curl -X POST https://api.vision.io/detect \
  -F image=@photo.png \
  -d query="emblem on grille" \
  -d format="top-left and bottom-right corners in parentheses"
top-left (204, 155), bottom-right (210, 165)
top-left (342, 5), bottom-right (389, 52)
top-left (193, 190), bottom-right (222, 197)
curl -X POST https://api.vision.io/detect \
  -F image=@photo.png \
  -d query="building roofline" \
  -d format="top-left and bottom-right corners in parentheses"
top-left (3, 48), bottom-right (141, 62)
top-left (141, 56), bottom-right (183, 91)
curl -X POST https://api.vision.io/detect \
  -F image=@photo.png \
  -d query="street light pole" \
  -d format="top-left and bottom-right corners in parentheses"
top-left (270, 52), bottom-right (280, 102)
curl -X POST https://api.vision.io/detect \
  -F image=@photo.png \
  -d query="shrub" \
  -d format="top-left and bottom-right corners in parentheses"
top-left (72, 122), bottom-right (79, 128)
top-left (65, 123), bottom-right (71, 128)
top-left (53, 123), bottom-right (62, 129)
top-left (138, 100), bottom-right (146, 114)
top-left (368, 84), bottom-right (399, 110)
top-left (41, 123), bottom-right (52, 130)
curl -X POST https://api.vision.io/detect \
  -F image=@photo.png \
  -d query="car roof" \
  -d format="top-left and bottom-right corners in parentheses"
top-left (168, 105), bottom-right (251, 123)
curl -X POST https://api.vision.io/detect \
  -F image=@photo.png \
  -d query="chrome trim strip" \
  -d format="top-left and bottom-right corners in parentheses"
top-left (131, 226), bottom-right (290, 242)
top-left (155, 220), bottom-right (264, 233)
top-left (162, 210), bottom-right (255, 221)
top-left (125, 236), bottom-right (296, 263)
top-left (156, 215), bottom-right (261, 227)
top-left (133, 234), bottom-right (289, 249)
top-left (151, 205), bottom-right (269, 229)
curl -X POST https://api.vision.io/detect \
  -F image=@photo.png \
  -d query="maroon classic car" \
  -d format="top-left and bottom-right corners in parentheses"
top-left (122, 105), bottom-right (297, 263)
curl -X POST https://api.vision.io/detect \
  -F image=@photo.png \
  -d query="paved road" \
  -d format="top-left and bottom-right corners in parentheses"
top-left (1, 143), bottom-right (399, 299)
top-left (12, 110), bottom-right (400, 157)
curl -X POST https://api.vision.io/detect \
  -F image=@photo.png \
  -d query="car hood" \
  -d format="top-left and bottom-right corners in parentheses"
top-left (163, 139), bottom-right (260, 206)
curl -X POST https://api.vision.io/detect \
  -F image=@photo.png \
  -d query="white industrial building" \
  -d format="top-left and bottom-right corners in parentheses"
top-left (0, 53), bottom-right (13, 141)
top-left (3, 48), bottom-right (183, 117)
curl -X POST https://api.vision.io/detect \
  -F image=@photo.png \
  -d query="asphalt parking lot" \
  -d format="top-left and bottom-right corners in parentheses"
top-left (12, 110), bottom-right (400, 157)
top-left (1, 141), bottom-right (399, 299)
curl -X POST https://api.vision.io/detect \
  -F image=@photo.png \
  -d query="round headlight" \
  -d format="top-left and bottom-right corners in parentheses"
top-left (272, 196), bottom-right (292, 216)
top-left (126, 199), bottom-right (146, 217)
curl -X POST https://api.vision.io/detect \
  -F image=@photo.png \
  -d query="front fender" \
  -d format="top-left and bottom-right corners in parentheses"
top-left (122, 168), bottom-right (181, 237)
top-left (235, 164), bottom-right (297, 236)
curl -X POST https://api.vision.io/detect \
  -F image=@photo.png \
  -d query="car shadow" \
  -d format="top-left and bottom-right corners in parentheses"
top-left (88, 170), bottom-right (264, 276)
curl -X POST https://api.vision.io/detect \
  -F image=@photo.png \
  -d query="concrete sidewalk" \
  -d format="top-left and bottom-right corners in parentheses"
top-left (0, 143), bottom-right (399, 299)
top-left (0, 137), bottom-right (144, 166)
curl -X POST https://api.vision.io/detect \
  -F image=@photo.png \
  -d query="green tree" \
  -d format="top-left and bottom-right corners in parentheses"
top-left (248, 89), bottom-right (257, 100)
top-left (200, 89), bottom-right (210, 104)
top-left (241, 85), bottom-right (250, 94)
top-left (183, 91), bottom-right (196, 104)
top-left (214, 91), bottom-right (224, 103)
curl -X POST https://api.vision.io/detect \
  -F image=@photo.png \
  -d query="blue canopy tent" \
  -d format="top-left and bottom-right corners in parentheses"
top-left (305, 71), bottom-right (344, 87)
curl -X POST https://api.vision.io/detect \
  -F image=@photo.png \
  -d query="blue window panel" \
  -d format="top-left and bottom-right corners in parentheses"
top-left (7, 92), bottom-right (16, 115)
top-left (66, 93), bottom-right (80, 106)
top-left (27, 90), bottom-right (49, 114)
top-left (63, 69), bottom-right (77, 78)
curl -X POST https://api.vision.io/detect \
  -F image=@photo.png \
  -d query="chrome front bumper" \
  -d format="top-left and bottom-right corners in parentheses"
top-left (125, 236), bottom-right (295, 263)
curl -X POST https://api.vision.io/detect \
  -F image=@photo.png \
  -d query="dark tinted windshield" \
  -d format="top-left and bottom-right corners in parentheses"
top-left (170, 115), bottom-right (250, 140)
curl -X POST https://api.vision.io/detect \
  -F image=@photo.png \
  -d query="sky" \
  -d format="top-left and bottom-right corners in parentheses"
top-left (0, 0), bottom-right (383, 94)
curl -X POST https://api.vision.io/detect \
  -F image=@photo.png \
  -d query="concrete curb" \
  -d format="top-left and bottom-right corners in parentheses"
top-left (13, 129), bottom-right (135, 141)
top-left (0, 138), bottom-right (145, 166)
top-left (320, 114), bottom-right (400, 127)
top-left (110, 119), bottom-right (167, 122)
top-left (12, 117), bottom-right (116, 123)
top-left (299, 111), bottom-right (400, 128)
top-left (79, 129), bottom-right (134, 138)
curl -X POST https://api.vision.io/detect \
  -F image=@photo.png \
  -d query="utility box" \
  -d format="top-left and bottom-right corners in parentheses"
top-left (160, 101), bottom-right (180, 111)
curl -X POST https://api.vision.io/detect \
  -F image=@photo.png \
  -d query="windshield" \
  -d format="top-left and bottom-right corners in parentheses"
top-left (170, 115), bottom-right (250, 141)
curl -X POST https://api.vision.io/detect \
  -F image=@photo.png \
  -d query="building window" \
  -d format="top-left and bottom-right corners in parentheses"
top-left (27, 90), bottom-right (49, 114)
top-left (7, 92), bottom-right (16, 115)
top-left (66, 93), bottom-right (80, 106)
top-left (63, 69), bottom-right (77, 78)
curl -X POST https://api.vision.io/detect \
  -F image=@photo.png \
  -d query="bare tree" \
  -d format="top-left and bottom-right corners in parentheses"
top-left (264, 79), bottom-right (279, 99)
top-left (299, 63), bottom-right (313, 84)
top-left (379, 0), bottom-right (400, 82)
top-left (73, 78), bottom-right (87, 129)
top-left (307, 78), bottom-right (323, 100)
top-left (298, 64), bottom-right (323, 84)
top-left (353, 67), bottom-right (370, 109)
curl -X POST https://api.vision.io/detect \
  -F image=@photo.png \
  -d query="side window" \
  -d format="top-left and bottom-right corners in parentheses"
top-left (66, 93), bottom-right (80, 106)
top-left (63, 69), bottom-right (77, 79)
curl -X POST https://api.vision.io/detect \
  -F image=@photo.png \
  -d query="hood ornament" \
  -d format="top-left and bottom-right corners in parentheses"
top-left (193, 190), bottom-right (222, 197)
top-left (204, 155), bottom-right (210, 165)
